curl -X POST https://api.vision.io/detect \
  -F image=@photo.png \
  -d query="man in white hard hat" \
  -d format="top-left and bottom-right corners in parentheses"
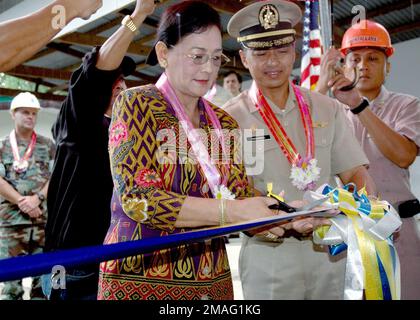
top-left (0, 92), bottom-right (55, 300)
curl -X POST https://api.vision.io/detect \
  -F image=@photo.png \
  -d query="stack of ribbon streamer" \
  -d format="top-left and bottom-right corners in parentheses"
top-left (310, 184), bottom-right (402, 300)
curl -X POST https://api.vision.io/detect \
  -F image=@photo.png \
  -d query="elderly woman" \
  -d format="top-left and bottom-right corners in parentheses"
top-left (98, 0), bottom-right (318, 300)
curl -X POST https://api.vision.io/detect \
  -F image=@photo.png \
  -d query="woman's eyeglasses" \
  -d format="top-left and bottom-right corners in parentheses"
top-left (169, 45), bottom-right (230, 67)
top-left (185, 53), bottom-right (231, 67)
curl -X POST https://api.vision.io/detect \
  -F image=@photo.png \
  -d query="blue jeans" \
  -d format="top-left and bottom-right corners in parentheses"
top-left (42, 267), bottom-right (99, 300)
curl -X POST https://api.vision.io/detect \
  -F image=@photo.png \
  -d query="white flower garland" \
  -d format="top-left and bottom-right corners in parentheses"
top-left (290, 158), bottom-right (321, 191)
top-left (214, 185), bottom-right (236, 200)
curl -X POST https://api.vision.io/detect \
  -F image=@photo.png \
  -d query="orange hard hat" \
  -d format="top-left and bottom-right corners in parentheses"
top-left (340, 20), bottom-right (394, 57)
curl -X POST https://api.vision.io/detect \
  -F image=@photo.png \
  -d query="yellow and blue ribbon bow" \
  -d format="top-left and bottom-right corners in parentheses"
top-left (310, 184), bottom-right (401, 300)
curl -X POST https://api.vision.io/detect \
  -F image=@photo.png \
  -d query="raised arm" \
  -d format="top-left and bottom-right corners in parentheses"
top-left (0, 0), bottom-right (102, 72)
top-left (96, 0), bottom-right (156, 71)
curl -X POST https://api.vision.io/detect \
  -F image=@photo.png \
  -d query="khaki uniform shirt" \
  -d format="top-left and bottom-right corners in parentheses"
top-left (0, 133), bottom-right (55, 226)
top-left (346, 86), bottom-right (420, 206)
top-left (223, 81), bottom-right (369, 201)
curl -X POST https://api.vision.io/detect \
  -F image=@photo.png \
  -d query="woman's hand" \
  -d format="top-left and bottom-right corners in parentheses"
top-left (229, 197), bottom-right (288, 238)
top-left (133, 0), bottom-right (157, 21)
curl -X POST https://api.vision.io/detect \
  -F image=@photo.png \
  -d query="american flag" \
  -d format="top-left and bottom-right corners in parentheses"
top-left (300, 0), bottom-right (322, 90)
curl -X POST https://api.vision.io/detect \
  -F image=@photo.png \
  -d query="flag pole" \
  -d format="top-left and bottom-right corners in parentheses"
top-left (319, 0), bottom-right (333, 96)
top-left (319, 0), bottom-right (332, 50)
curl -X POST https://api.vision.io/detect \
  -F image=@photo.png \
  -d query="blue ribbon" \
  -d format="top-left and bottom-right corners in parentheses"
top-left (377, 253), bottom-right (392, 300)
top-left (0, 211), bottom-right (315, 282)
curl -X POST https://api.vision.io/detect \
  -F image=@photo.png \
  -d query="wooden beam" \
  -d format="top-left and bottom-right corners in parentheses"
top-left (57, 32), bottom-right (151, 56)
top-left (9, 64), bottom-right (151, 88)
top-left (136, 61), bottom-right (148, 70)
top-left (388, 20), bottom-right (420, 35)
top-left (11, 75), bottom-right (58, 90)
top-left (46, 43), bottom-right (86, 59)
top-left (7, 65), bottom-right (72, 81)
top-left (0, 88), bottom-right (65, 103)
top-left (47, 83), bottom-right (69, 94)
top-left (57, 32), bottom-right (105, 47)
top-left (29, 47), bottom-right (56, 62)
top-left (87, 17), bottom-right (122, 35)
top-left (142, 16), bottom-right (160, 29)
top-left (61, 62), bottom-right (83, 72)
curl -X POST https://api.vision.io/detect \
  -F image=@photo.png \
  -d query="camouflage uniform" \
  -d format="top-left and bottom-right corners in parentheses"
top-left (0, 133), bottom-right (55, 300)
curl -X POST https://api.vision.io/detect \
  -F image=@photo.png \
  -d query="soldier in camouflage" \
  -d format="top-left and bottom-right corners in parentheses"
top-left (0, 92), bottom-right (55, 300)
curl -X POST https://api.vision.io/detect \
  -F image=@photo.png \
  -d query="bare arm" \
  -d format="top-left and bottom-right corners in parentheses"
top-left (175, 196), bottom-right (277, 228)
top-left (96, 0), bottom-right (156, 71)
top-left (357, 109), bottom-right (418, 168)
top-left (0, 176), bottom-right (22, 205)
top-left (338, 165), bottom-right (377, 195)
top-left (0, 0), bottom-right (102, 72)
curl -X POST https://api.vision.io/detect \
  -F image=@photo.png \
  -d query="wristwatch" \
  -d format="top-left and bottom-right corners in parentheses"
top-left (121, 15), bottom-right (138, 34)
top-left (36, 192), bottom-right (45, 202)
top-left (351, 98), bottom-right (370, 114)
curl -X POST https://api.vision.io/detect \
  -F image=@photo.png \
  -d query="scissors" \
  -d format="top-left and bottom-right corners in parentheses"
top-left (268, 195), bottom-right (331, 213)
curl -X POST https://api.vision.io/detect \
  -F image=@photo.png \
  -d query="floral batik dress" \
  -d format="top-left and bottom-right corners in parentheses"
top-left (98, 84), bottom-right (251, 300)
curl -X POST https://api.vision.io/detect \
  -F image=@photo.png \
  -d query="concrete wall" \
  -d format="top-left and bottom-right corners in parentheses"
top-left (386, 37), bottom-right (420, 200)
top-left (386, 37), bottom-right (420, 98)
top-left (0, 108), bottom-right (58, 140)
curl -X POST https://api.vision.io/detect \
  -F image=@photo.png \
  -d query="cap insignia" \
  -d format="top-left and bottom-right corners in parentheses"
top-left (259, 4), bottom-right (279, 30)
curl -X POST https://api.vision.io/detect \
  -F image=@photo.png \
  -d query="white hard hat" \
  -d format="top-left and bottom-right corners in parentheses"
top-left (10, 92), bottom-right (41, 111)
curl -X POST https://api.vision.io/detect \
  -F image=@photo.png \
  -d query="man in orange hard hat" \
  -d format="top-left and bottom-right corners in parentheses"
top-left (317, 20), bottom-right (420, 300)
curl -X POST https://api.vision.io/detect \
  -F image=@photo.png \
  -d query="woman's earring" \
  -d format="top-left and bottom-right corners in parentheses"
top-left (160, 60), bottom-right (168, 68)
